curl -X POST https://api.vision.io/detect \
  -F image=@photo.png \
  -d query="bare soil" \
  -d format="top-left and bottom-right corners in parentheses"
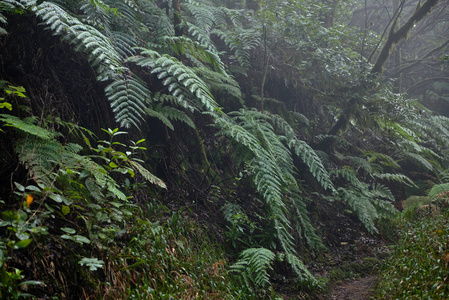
top-left (331, 276), bottom-right (377, 300)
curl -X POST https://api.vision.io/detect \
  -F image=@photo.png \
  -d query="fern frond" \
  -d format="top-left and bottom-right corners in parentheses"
top-left (330, 167), bottom-right (361, 187)
top-left (337, 187), bottom-right (378, 234)
top-left (363, 150), bottom-right (400, 169)
top-left (15, 138), bottom-right (62, 186)
top-left (196, 68), bottom-right (242, 103)
top-left (36, 2), bottom-right (122, 81)
top-left (131, 160), bottom-right (166, 189)
top-left (288, 193), bottom-right (323, 249)
top-left (345, 155), bottom-right (372, 174)
top-left (315, 134), bottom-right (351, 149)
top-left (183, 0), bottom-right (214, 31)
top-left (105, 74), bottom-right (150, 128)
top-left (403, 151), bottom-right (434, 171)
top-left (129, 49), bottom-right (219, 111)
top-left (231, 247), bottom-right (276, 288)
top-left (289, 139), bottom-right (334, 191)
top-left (212, 27), bottom-right (261, 70)
top-left (373, 172), bottom-right (416, 187)
top-left (428, 183), bottom-right (449, 199)
top-left (371, 183), bottom-right (395, 202)
top-left (283, 252), bottom-right (315, 280)
top-left (146, 103), bottom-right (196, 130)
top-left (0, 114), bottom-right (53, 140)
top-left (153, 92), bottom-right (194, 111)
top-left (111, 31), bottom-right (137, 58)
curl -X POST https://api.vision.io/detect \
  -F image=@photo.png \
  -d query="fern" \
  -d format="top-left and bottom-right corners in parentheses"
top-left (337, 186), bottom-right (379, 234)
top-left (105, 74), bottom-right (150, 128)
top-left (266, 112), bottom-right (333, 191)
top-left (196, 68), bottom-right (242, 104)
top-left (131, 161), bottom-right (166, 189)
top-left (0, 114), bottom-right (53, 140)
top-left (129, 49), bottom-right (219, 111)
top-left (213, 109), bottom-right (332, 257)
top-left (146, 104), bottom-right (195, 130)
top-left (403, 151), bottom-right (434, 171)
top-left (36, 2), bottom-right (122, 81)
top-left (282, 252), bottom-right (315, 281)
top-left (231, 247), bottom-right (276, 288)
top-left (289, 193), bottom-right (323, 250)
top-left (373, 172), bottom-right (416, 187)
top-left (428, 183), bottom-right (449, 199)
top-left (330, 166), bottom-right (362, 187)
top-left (212, 26), bottom-right (262, 71)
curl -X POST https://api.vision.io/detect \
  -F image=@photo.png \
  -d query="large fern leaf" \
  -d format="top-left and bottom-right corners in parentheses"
top-left (129, 49), bottom-right (219, 111)
top-left (105, 74), bottom-right (150, 128)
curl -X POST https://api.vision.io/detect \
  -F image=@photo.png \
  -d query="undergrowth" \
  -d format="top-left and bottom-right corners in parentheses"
top-left (0, 102), bottom-right (247, 298)
top-left (374, 195), bottom-right (449, 299)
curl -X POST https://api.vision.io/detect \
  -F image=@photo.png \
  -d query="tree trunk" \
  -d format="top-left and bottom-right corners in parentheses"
top-left (173, 0), bottom-right (183, 37)
top-left (326, 0), bottom-right (440, 140)
top-left (371, 0), bottom-right (440, 74)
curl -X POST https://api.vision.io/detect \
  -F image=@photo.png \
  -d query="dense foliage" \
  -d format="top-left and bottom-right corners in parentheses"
top-left (0, 0), bottom-right (448, 298)
top-left (375, 192), bottom-right (449, 299)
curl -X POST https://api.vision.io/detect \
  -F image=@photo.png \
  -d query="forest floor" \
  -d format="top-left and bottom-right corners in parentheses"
top-left (278, 201), bottom-right (392, 299)
top-left (310, 201), bottom-right (392, 300)
top-left (330, 275), bottom-right (377, 299)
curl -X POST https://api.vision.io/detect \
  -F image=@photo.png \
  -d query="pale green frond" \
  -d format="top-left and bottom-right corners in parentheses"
top-left (105, 74), bottom-right (150, 128)
top-left (36, 2), bottom-right (122, 81)
top-left (0, 114), bottom-right (53, 140)
top-left (129, 50), bottom-right (219, 112)
top-left (131, 161), bottom-right (166, 189)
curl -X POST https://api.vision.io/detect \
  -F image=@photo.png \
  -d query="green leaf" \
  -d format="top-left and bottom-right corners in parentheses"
top-left (18, 280), bottom-right (43, 286)
top-left (15, 232), bottom-right (29, 241)
top-left (0, 101), bottom-right (12, 110)
top-left (60, 227), bottom-right (76, 234)
top-left (14, 182), bottom-right (25, 192)
top-left (15, 239), bottom-right (33, 249)
top-left (79, 257), bottom-right (104, 271)
top-left (49, 194), bottom-right (73, 205)
top-left (61, 205), bottom-right (70, 216)
top-left (74, 235), bottom-right (90, 244)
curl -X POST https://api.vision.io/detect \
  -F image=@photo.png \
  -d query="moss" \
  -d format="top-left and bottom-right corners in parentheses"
top-left (403, 195), bottom-right (432, 209)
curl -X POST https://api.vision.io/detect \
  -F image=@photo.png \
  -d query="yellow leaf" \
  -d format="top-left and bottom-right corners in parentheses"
top-left (26, 194), bottom-right (33, 207)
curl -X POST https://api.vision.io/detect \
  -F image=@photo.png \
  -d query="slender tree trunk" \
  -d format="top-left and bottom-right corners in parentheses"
top-left (326, 0), bottom-right (440, 140)
top-left (173, 0), bottom-right (183, 37)
top-left (371, 0), bottom-right (440, 74)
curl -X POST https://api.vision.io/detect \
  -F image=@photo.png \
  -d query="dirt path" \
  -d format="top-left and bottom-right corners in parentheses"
top-left (330, 276), bottom-right (377, 300)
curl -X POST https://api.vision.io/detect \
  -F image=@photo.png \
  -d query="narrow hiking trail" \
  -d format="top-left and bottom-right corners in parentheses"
top-left (331, 276), bottom-right (377, 299)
